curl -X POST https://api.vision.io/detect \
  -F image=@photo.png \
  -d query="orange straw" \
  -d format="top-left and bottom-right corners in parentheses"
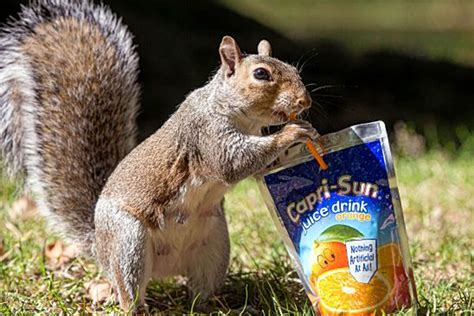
top-left (289, 113), bottom-right (328, 170)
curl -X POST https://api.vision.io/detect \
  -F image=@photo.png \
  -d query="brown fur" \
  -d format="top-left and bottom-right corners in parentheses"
top-left (17, 13), bottom-right (139, 253)
top-left (101, 120), bottom-right (191, 229)
top-left (21, 17), bottom-right (118, 205)
top-left (1, 0), bottom-right (142, 308)
top-left (92, 36), bottom-right (317, 310)
top-left (99, 36), bottom-right (314, 233)
top-left (2, 7), bottom-right (316, 307)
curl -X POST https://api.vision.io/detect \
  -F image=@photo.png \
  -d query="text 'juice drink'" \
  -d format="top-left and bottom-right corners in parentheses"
top-left (257, 121), bottom-right (417, 315)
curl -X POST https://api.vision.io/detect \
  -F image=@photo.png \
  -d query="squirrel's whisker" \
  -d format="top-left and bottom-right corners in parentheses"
top-left (295, 48), bottom-right (318, 74)
top-left (308, 103), bottom-right (329, 121)
top-left (310, 85), bottom-right (339, 93)
top-left (305, 83), bottom-right (319, 88)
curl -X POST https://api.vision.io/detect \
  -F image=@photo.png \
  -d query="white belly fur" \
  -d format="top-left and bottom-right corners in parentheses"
top-left (149, 177), bottom-right (231, 279)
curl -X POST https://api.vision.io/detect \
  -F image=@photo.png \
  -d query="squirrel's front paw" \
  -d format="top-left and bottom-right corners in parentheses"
top-left (278, 120), bottom-right (318, 147)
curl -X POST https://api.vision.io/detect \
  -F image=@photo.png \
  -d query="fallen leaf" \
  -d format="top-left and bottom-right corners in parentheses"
top-left (0, 236), bottom-right (4, 256)
top-left (0, 236), bottom-right (10, 262)
top-left (86, 280), bottom-right (113, 304)
top-left (44, 240), bottom-right (78, 267)
top-left (9, 196), bottom-right (37, 221)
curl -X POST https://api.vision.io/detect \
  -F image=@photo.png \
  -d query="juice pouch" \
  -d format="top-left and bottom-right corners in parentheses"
top-left (257, 121), bottom-right (417, 315)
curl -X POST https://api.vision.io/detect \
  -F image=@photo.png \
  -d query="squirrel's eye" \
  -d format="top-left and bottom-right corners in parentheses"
top-left (253, 67), bottom-right (271, 81)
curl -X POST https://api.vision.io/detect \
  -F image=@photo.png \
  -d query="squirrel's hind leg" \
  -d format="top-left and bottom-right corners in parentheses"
top-left (94, 198), bottom-right (152, 312)
top-left (184, 200), bottom-right (230, 304)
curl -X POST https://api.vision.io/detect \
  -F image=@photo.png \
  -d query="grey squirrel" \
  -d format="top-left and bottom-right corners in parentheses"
top-left (0, 0), bottom-right (316, 311)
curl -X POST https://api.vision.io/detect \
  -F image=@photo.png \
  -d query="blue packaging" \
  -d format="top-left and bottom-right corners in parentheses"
top-left (257, 121), bottom-right (417, 315)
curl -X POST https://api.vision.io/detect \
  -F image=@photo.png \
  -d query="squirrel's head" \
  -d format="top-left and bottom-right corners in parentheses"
top-left (218, 36), bottom-right (311, 126)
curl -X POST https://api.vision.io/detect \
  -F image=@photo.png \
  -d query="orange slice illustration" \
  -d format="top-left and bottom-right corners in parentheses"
top-left (316, 268), bottom-right (391, 315)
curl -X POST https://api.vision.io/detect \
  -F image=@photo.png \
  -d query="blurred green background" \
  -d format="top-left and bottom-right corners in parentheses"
top-left (3, 0), bottom-right (473, 146)
top-left (222, 0), bottom-right (474, 65)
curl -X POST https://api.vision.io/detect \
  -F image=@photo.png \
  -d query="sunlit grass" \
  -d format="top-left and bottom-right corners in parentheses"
top-left (0, 132), bottom-right (472, 314)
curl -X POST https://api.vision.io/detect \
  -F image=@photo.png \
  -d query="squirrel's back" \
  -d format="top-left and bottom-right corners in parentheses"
top-left (0, 0), bottom-right (140, 255)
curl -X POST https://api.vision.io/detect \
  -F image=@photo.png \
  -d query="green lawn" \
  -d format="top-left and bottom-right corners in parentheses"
top-left (0, 131), bottom-right (472, 314)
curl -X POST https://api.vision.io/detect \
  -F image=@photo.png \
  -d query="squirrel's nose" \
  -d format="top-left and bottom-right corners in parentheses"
top-left (297, 94), bottom-right (312, 110)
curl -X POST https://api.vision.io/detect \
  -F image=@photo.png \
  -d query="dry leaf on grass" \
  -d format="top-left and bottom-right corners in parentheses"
top-left (44, 240), bottom-right (78, 268)
top-left (0, 237), bottom-right (10, 262)
top-left (0, 236), bottom-right (4, 256)
top-left (9, 196), bottom-right (38, 221)
top-left (86, 280), bottom-right (114, 304)
top-left (0, 235), bottom-right (11, 262)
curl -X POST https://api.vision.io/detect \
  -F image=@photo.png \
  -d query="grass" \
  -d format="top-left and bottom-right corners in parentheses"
top-left (219, 0), bottom-right (474, 66)
top-left (0, 131), bottom-right (473, 314)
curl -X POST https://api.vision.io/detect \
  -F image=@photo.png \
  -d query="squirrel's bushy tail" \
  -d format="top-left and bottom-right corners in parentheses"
top-left (0, 0), bottom-right (140, 256)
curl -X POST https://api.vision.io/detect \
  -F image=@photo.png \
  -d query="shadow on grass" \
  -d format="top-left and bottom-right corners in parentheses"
top-left (145, 259), bottom-right (312, 314)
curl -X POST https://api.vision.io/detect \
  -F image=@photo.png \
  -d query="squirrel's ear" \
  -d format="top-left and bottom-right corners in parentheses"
top-left (257, 39), bottom-right (272, 57)
top-left (219, 36), bottom-right (242, 77)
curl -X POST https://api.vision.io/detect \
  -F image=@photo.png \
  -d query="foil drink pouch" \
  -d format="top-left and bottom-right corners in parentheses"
top-left (257, 121), bottom-right (417, 315)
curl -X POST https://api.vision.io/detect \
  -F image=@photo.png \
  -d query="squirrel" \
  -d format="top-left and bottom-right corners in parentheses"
top-left (0, 0), bottom-right (316, 311)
